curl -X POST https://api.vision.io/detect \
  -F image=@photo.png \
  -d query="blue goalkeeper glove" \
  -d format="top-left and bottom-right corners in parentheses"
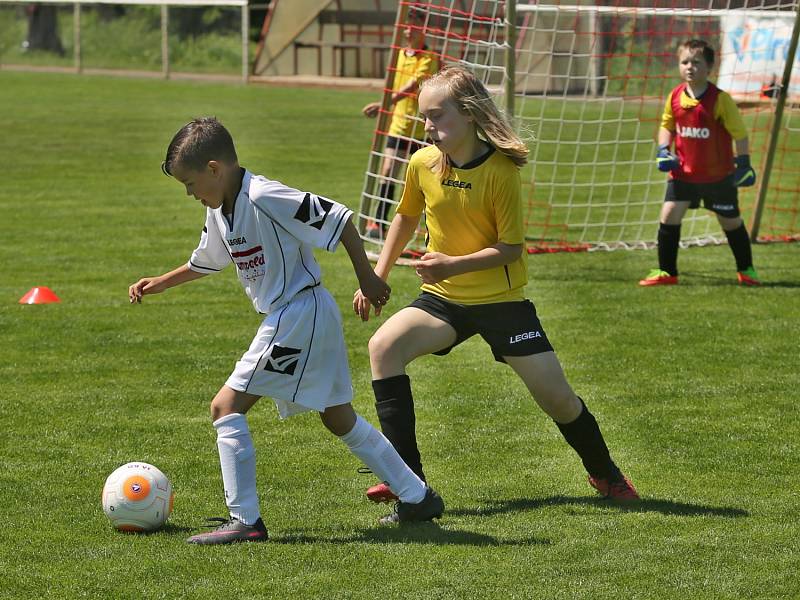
top-left (656, 144), bottom-right (679, 172)
top-left (734, 155), bottom-right (756, 187)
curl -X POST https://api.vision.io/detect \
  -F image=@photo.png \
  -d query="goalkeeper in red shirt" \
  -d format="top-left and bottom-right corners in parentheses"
top-left (640, 39), bottom-right (760, 287)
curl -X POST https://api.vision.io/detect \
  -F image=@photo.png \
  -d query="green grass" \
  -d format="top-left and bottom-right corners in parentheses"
top-left (1, 71), bottom-right (799, 599)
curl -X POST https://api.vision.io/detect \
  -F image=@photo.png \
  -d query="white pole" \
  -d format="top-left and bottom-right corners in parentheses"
top-left (505, 0), bottom-right (516, 118)
top-left (161, 4), bottom-right (169, 79)
top-left (241, 1), bottom-right (249, 82)
top-left (73, 2), bottom-right (81, 73)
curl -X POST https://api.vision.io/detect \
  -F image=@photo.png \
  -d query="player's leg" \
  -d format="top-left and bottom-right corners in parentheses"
top-left (319, 403), bottom-right (444, 522)
top-left (715, 201), bottom-right (760, 286)
top-left (504, 353), bottom-right (639, 501)
top-left (366, 305), bottom-right (458, 499)
top-left (475, 299), bottom-right (636, 500)
top-left (640, 180), bottom-right (690, 285)
top-left (187, 386), bottom-right (267, 544)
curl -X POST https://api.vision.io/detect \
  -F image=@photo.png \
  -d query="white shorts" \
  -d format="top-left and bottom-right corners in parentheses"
top-left (225, 286), bottom-right (353, 418)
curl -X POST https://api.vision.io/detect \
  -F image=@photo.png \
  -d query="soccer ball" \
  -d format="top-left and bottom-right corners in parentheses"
top-left (102, 462), bottom-right (174, 532)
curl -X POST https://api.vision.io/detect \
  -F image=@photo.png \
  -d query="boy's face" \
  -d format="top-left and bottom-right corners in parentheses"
top-left (678, 47), bottom-right (711, 86)
top-left (419, 84), bottom-right (474, 155)
top-left (171, 161), bottom-right (225, 209)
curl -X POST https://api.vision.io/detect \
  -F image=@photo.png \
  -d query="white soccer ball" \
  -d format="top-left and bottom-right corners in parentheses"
top-left (102, 462), bottom-right (174, 532)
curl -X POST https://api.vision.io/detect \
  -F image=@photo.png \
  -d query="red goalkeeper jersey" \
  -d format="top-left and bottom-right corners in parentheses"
top-left (669, 83), bottom-right (735, 183)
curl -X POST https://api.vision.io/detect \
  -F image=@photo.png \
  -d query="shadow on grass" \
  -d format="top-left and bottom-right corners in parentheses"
top-left (158, 522), bottom-right (197, 534)
top-left (448, 495), bottom-right (748, 518)
top-left (271, 522), bottom-right (549, 547)
top-left (689, 273), bottom-right (800, 288)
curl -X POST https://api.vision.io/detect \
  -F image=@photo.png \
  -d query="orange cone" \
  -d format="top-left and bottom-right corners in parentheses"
top-left (19, 287), bottom-right (61, 304)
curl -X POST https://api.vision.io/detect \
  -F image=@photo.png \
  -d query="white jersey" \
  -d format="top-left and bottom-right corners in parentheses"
top-left (187, 169), bottom-right (353, 314)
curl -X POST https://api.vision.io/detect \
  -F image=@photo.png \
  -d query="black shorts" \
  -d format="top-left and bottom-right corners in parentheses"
top-left (408, 292), bottom-right (554, 363)
top-left (665, 177), bottom-right (740, 218)
top-left (386, 136), bottom-right (423, 155)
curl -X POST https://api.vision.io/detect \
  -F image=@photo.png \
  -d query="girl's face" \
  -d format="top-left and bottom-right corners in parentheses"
top-left (171, 161), bottom-right (224, 209)
top-left (418, 84), bottom-right (475, 155)
top-left (679, 47), bottom-right (711, 86)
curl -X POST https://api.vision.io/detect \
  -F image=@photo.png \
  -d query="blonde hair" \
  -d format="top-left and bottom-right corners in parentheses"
top-left (420, 65), bottom-right (528, 176)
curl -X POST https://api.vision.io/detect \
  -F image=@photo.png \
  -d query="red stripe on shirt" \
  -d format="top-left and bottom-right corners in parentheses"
top-left (231, 246), bottom-right (263, 258)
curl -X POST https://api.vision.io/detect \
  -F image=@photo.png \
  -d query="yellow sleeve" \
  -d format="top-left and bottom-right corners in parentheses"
top-left (397, 157), bottom-right (425, 217)
top-left (715, 91), bottom-right (748, 140)
top-left (493, 167), bottom-right (525, 245)
top-left (660, 94), bottom-right (675, 132)
top-left (413, 53), bottom-right (437, 81)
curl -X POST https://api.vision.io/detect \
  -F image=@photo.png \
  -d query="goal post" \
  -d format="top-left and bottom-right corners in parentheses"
top-left (358, 0), bottom-right (800, 256)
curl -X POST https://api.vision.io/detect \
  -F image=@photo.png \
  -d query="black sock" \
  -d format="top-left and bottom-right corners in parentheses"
top-left (372, 375), bottom-right (426, 481)
top-left (376, 183), bottom-right (396, 224)
top-left (555, 398), bottom-right (618, 480)
top-left (657, 223), bottom-right (681, 276)
top-left (724, 223), bottom-right (754, 272)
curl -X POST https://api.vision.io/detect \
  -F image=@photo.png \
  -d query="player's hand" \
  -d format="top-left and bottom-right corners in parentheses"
top-left (362, 102), bottom-right (381, 118)
top-left (353, 289), bottom-right (376, 321)
top-left (414, 252), bottom-right (455, 284)
top-left (656, 144), bottom-right (679, 172)
top-left (128, 277), bottom-right (162, 304)
top-left (733, 155), bottom-right (756, 187)
top-left (354, 272), bottom-right (391, 320)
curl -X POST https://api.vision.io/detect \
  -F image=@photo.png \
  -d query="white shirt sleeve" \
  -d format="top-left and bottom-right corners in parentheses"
top-left (187, 211), bottom-right (230, 274)
top-left (250, 180), bottom-right (353, 252)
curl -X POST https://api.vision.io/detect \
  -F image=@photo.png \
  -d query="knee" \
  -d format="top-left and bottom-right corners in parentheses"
top-left (368, 330), bottom-right (397, 365)
top-left (719, 216), bottom-right (743, 231)
top-left (210, 395), bottom-right (233, 422)
top-left (539, 386), bottom-right (581, 422)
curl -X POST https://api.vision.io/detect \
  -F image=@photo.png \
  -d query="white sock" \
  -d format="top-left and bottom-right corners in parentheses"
top-left (214, 413), bottom-right (261, 525)
top-left (339, 415), bottom-right (426, 504)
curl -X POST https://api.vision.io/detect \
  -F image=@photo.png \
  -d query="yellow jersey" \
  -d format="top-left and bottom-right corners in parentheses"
top-left (660, 84), bottom-right (747, 140)
top-left (388, 48), bottom-right (438, 139)
top-left (397, 145), bottom-right (527, 304)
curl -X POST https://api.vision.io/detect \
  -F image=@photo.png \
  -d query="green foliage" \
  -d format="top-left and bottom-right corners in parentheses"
top-left (0, 72), bottom-right (799, 600)
top-left (0, 5), bottom-right (254, 74)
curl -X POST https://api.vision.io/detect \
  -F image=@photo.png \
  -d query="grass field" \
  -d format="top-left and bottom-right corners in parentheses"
top-left (1, 71), bottom-right (799, 599)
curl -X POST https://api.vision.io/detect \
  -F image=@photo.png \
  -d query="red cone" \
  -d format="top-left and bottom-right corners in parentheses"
top-left (19, 287), bottom-right (61, 304)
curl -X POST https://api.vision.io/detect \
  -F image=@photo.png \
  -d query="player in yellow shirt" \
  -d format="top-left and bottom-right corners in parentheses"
top-left (354, 66), bottom-right (638, 510)
top-left (641, 39), bottom-right (760, 287)
top-left (362, 9), bottom-right (438, 238)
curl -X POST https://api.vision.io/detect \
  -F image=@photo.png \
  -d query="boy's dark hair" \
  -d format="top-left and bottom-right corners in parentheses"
top-left (679, 39), bottom-right (715, 66)
top-left (162, 117), bottom-right (237, 176)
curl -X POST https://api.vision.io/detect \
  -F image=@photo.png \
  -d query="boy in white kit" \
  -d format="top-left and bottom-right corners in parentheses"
top-left (128, 117), bottom-right (444, 544)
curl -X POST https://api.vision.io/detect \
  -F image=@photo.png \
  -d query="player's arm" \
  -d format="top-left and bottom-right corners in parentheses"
top-left (733, 137), bottom-right (756, 186)
top-left (128, 264), bottom-right (207, 304)
top-left (656, 127), bottom-right (679, 172)
top-left (717, 93), bottom-right (756, 187)
top-left (340, 218), bottom-right (391, 321)
top-left (362, 79), bottom-right (421, 118)
top-left (656, 95), bottom-right (679, 172)
top-left (390, 79), bottom-right (420, 104)
top-left (414, 243), bottom-right (522, 285)
top-left (351, 212), bottom-right (420, 321)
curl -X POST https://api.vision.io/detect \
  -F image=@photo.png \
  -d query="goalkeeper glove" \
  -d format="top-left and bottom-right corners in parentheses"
top-left (733, 155), bottom-right (756, 187)
top-left (656, 144), bottom-right (679, 172)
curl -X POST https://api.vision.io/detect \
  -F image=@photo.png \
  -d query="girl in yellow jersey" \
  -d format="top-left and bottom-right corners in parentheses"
top-left (354, 65), bottom-right (639, 504)
top-left (362, 10), bottom-right (438, 238)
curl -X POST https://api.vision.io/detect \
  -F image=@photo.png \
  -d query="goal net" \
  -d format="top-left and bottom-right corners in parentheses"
top-left (358, 0), bottom-right (800, 255)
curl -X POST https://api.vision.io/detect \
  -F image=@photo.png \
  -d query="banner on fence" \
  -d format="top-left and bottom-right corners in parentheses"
top-left (719, 12), bottom-right (800, 99)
